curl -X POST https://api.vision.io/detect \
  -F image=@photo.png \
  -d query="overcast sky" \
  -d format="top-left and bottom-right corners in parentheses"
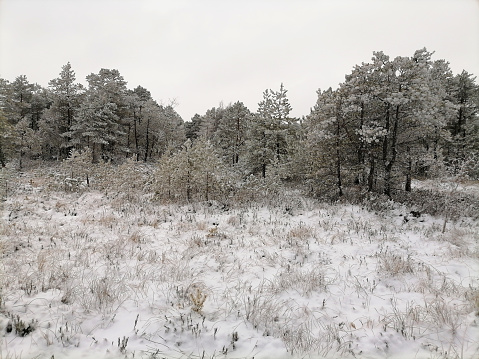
top-left (1, 0), bottom-right (478, 120)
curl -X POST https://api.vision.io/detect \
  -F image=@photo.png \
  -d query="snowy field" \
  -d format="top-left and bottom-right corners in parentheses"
top-left (1, 167), bottom-right (478, 359)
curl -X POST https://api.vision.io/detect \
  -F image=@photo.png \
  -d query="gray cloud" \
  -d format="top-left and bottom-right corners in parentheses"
top-left (1, 0), bottom-right (478, 120)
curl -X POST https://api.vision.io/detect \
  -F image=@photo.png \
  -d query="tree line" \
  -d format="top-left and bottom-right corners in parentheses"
top-left (1, 48), bottom-right (478, 200)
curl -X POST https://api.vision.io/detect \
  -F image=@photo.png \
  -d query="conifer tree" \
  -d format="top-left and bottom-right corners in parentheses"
top-left (247, 84), bottom-right (296, 178)
top-left (198, 106), bottom-right (224, 140)
top-left (157, 104), bottom-right (186, 156)
top-left (446, 70), bottom-right (479, 176)
top-left (14, 118), bottom-right (40, 168)
top-left (66, 69), bottom-right (128, 162)
top-left (303, 88), bottom-right (355, 197)
top-left (8, 75), bottom-right (34, 124)
top-left (214, 101), bottom-right (252, 167)
top-left (185, 114), bottom-right (202, 140)
top-left (335, 49), bottom-right (455, 195)
top-left (41, 63), bottom-right (84, 159)
top-left (155, 138), bottom-right (228, 202)
top-left (0, 110), bottom-right (14, 167)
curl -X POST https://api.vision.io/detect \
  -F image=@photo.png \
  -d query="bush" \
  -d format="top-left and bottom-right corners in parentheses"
top-left (154, 138), bottom-right (232, 203)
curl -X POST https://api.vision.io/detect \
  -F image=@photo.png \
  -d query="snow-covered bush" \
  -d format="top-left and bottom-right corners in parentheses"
top-left (2, 165), bottom-right (478, 359)
top-left (155, 138), bottom-right (232, 203)
top-left (0, 166), bottom-right (10, 202)
top-left (60, 148), bottom-right (94, 191)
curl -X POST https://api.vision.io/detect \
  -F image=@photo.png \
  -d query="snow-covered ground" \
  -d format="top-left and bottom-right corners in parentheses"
top-left (1, 169), bottom-right (478, 359)
top-left (412, 178), bottom-right (479, 197)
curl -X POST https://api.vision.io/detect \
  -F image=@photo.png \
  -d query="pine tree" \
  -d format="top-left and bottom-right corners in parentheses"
top-left (340, 60), bottom-right (381, 190)
top-left (336, 49), bottom-right (454, 196)
top-left (198, 106), bottom-right (224, 140)
top-left (125, 88), bottom-right (184, 162)
top-left (67, 69), bottom-right (128, 162)
top-left (139, 100), bottom-right (161, 162)
top-left (42, 62), bottom-right (84, 159)
top-left (0, 110), bottom-right (14, 167)
top-left (303, 49), bottom-right (459, 197)
top-left (14, 118), bottom-right (40, 168)
top-left (156, 104), bottom-right (185, 157)
top-left (214, 101), bottom-right (252, 167)
top-left (124, 86), bottom-right (153, 160)
top-left (9, 75), bottom-right (34, 124)
top-left (185, 114), bottom-right (202, 140)
top-left (446, 70), bottom-right (479, 176)
top-left (303, 88), bottom-right (356, 197)
top-left (155, 138), bottom-right (228, 202)
top-left (247, 83), bottom-right (296, 178)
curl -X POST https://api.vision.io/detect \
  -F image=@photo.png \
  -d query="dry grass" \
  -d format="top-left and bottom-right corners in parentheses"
top-left (1, 164), bottom-right (478, 359)
top-left (270, 267), bottom-right (328, 296)
top-left (287, 224), bottom-right (315, 241)
top-left (377, 253), bottom-right (416, 276)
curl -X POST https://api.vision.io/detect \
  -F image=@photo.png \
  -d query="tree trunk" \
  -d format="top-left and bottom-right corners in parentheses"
top-left (261, 131), bottom-right (266, 178)
top-left (405, 147), bottom-right (412, 192)
top-left (384, 105), bottom-right (400, 197)
top-left (276, 134), bottom-right (280, 161)
top-left (150, 135), bottom-right (156, 160)
top-left (126, 123), bottom-right (131, 151)
top-left (205, 171), bottom-right (209, 201)
top-left (368, 157), bottom-right (375, 192)
top-left (92, 142), bottom-right (100, 163)
top-left (186, 152), bottom-right (192, 201)
top-left (144, 115), bottom-right (150, 162)
top-left (382, 104), bottom-right (391, 166)
top-left (0, 141), bottom-right (5, 167)
top-left (235, 117), bottom-right (240, 164)
top-left (336, 115), bottom-right (343, 197)
top-left (405, 173), bottom-right (411, 192)
top-left (132, 111), bottom-right (138, 161)
top-left (67, 105), bottom-right (72, 128)
top-left (357, 102), bottom-right (365, 184)
top-left (186, 170), bottom-right (191, 201)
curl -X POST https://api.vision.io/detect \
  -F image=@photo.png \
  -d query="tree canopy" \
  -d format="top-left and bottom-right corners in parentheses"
top-left (1, 49), bottom-right (477, 197)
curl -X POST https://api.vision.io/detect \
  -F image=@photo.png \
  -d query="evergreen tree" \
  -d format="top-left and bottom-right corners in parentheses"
top-left (139, 100), bottom-right (161, 162)
top-left (214, 101), bottom-right (252, 167)
top-left (125, 88), bottom-right (184, 162)
top-left (0, 110), bottom-right (14, 166)
top-left (9, 75), bottom-right (34, 124)
top-left (0, 77), bottom-right (51, 163)
top-left (156, 104), bottom-right (185, 156)
top-left (303, 88), bottom-right (355, 197)
top-left (155, 137), bottom-right (228, 202)
top-left (446, 70), bottom-right (479, 176)
top-left (41, 62), bottom-right (84, 159)
top-left (336, 49), bottom-right (454, 196)
top-left (67, 69), bottom-right (128, 162)
top-left (185, 114), bottom-right (202, 140)
top-left (247, 83), bottom-right (296, 178)
top-left (302, 49), bottom-right (460, 197)
top-left (340, 60), bottom-right (381, 189)
top-left (124, 87), bottom-right (152, 160)
top-left (14, 118), bottom-right (40, 168)
top-left (198, 106), bottom-right (224, 140)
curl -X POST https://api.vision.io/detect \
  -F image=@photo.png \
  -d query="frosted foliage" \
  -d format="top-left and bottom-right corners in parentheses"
top-left (155, 138), bottom-right (229, 202)
top-left (1, 166), bottom-right (478, 358)
top-left (355, 124), bottom-right (387, 144)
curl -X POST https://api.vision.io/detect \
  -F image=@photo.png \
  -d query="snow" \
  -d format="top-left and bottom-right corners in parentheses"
top-left (1, 170), bottom-right (478, 359)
